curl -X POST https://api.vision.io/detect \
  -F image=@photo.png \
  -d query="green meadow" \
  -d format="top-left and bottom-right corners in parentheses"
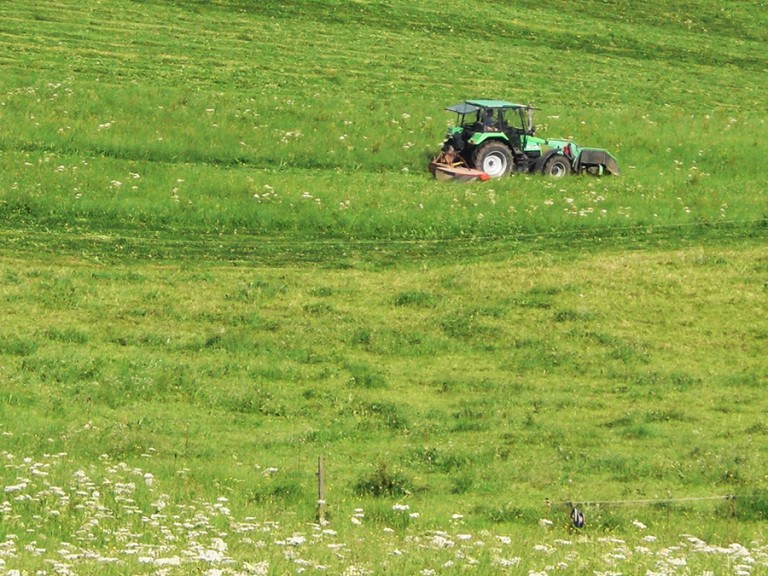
top-left (1, 0), bottom-right (767, 573)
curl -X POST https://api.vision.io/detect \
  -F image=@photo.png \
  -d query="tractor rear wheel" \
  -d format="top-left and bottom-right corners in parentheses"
top-left (542, 153), bottom-right (572, 178)
top-left (474, 142), bottom-right (513, 178)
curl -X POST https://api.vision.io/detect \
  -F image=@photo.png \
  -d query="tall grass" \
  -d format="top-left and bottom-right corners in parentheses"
top-left (2, 243), bottom-right (766, 520)
top-left (2, 450), bottom-right (765, 574)
top-left (1, 0), bottom-right (768, 571)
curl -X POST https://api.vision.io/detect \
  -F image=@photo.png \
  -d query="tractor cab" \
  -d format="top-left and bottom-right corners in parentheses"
top-left (447, 100), bottom-right (535, 134)
top-left (444, 100), bottom-right (538, 153)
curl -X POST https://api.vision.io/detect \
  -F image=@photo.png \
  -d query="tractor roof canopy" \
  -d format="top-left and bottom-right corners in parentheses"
top-left (446, 99), bottom-right (529, 114)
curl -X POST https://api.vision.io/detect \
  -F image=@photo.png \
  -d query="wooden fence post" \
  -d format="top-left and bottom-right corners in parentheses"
top-left (316, 455), bottom-right (326, 523)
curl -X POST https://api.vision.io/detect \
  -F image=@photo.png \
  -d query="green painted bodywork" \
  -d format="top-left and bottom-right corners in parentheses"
top-left (468, 131), bottom-right (509, 146)
top-left (530, 136), bottom-right (577, 155)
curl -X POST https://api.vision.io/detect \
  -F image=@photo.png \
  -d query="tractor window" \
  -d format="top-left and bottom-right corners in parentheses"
top-left (505, 110), bottom-right (524, 131)
top-left (462, 110), bottom-right (483, 131)
top-left (482, 109), bottom-right (496, 130)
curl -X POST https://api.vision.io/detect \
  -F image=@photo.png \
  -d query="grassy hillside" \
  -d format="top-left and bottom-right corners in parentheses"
top-left (1, 0), bottom-right (768, 573)
top-left (1, 0), bottom-right (766, 240)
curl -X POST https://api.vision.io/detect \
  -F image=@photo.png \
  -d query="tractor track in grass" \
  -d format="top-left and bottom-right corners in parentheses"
top-left (2, 219), bottom-right (765, 269)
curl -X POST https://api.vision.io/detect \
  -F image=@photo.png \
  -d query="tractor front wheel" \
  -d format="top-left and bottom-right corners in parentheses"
top-left (542, 153), bottom-right (572, 178)
top-left (474, 142), bottom-right (513, 178)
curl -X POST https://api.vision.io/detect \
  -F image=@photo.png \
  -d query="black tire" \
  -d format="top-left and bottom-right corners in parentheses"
top-left (473, 141), bottom-right (513, 178)
top-left (542, 153), bottom-right (573, 178)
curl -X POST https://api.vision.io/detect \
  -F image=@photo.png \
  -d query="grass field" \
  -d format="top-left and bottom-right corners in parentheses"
top-left (1, 0), bottom-right (768, 574)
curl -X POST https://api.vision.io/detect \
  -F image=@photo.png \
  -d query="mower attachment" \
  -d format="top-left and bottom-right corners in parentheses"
top-left (577, 148), bottom-right (621, 176)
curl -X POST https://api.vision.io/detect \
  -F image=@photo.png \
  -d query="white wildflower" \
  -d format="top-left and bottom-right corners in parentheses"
top-left (494, 557), bottom-right (521, 567)
top-left (4, 482), bottom-right (27, 493)
top-left (154, 556), bottom-right (182, 566)
top-left (243, 561), bottom-right (269, 575)
top-left (430, 534), bottom-right (454, 548)
top-left (285, 534), bottom-right (306, 546)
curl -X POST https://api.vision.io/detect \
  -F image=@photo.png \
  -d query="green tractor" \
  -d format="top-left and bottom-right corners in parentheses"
top-left (429, 99), bottom-right (620, 180)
